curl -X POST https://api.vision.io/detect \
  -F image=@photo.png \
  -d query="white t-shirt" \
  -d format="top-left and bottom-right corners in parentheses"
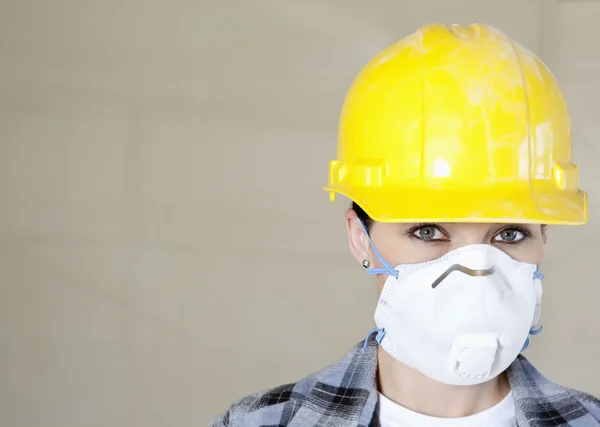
top-left (378, 391), bottom-right (516, 427)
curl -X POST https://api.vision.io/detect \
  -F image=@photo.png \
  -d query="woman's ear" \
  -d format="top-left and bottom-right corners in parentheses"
top-left (345, 209), bottom-right (372, 266)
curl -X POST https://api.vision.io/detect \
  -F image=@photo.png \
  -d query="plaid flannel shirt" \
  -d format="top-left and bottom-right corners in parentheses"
top-left (211, 336), bottom-right (600, 426)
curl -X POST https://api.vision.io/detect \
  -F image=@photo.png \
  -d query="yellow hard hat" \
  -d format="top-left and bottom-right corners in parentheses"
top-left (324, 23), bottom-right (587, 225)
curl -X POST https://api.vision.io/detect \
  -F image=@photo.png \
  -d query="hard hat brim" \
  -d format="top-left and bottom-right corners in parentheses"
top-left (324, 185), bottom-right (587, 225)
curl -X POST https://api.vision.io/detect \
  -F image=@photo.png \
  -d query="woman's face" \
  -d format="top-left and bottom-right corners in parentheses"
top-left (346, 209), bottom-right (546, 293)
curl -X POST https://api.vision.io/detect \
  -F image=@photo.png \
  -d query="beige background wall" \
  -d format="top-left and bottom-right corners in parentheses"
top-left (1, 1), bottom-right (599, 426)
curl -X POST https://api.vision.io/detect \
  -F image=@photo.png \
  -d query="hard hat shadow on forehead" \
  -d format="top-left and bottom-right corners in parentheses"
top-left (323, 22), bottom-right (587, 225)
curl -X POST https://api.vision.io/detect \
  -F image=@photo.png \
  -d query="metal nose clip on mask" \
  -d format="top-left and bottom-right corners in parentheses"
top-left (360, 222), bottom-right (544, 386)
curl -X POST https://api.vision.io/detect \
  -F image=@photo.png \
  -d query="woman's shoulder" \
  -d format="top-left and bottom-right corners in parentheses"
top-left (209, 340), bottom-right (380, 426)
top-left (508, 355), bottom-right (600, 424)
top-left (570, 388), bottom-right (600, 419)
top-left (209, 384), bottom-right (286, 427)
top-left (208, 379), bottom-right (316, 427)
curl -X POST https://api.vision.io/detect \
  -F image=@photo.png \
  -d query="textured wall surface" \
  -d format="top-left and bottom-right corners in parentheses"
top-left (1, 1), bottom-right (598, 426)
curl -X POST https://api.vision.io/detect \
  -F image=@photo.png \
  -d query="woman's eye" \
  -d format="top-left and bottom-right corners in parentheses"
top-left (413, 226), bottom-right (445, 240)
top-left (494, 229), bottom-right (524, 243)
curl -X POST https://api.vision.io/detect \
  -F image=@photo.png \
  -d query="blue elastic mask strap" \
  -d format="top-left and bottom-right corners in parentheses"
top-left (522, 269), bottom-right (545, 352)
top-left (360, 221), bottom-right (398, 278)
top-left (521, 326), bottom-right (544, 352)
top-left (361, 327), bottom-right (386, 352)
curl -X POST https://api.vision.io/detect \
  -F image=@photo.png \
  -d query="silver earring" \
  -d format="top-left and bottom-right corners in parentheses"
top-left (362, 259), bottom-right (370, 268)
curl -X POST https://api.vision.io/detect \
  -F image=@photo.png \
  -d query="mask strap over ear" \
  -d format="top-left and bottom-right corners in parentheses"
top-left (360, 221), bottom-right (398, 278)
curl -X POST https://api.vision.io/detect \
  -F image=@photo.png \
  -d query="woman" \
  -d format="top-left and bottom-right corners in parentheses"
top-left (211, 23), bottom-right (599, 426)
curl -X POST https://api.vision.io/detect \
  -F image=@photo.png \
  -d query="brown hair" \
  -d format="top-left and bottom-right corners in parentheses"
top-left (351, 201), bottom-right (374, 233)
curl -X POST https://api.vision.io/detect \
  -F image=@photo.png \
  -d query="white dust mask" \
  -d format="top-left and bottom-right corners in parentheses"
top-left (362, 229), bottom-right (543, 386)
